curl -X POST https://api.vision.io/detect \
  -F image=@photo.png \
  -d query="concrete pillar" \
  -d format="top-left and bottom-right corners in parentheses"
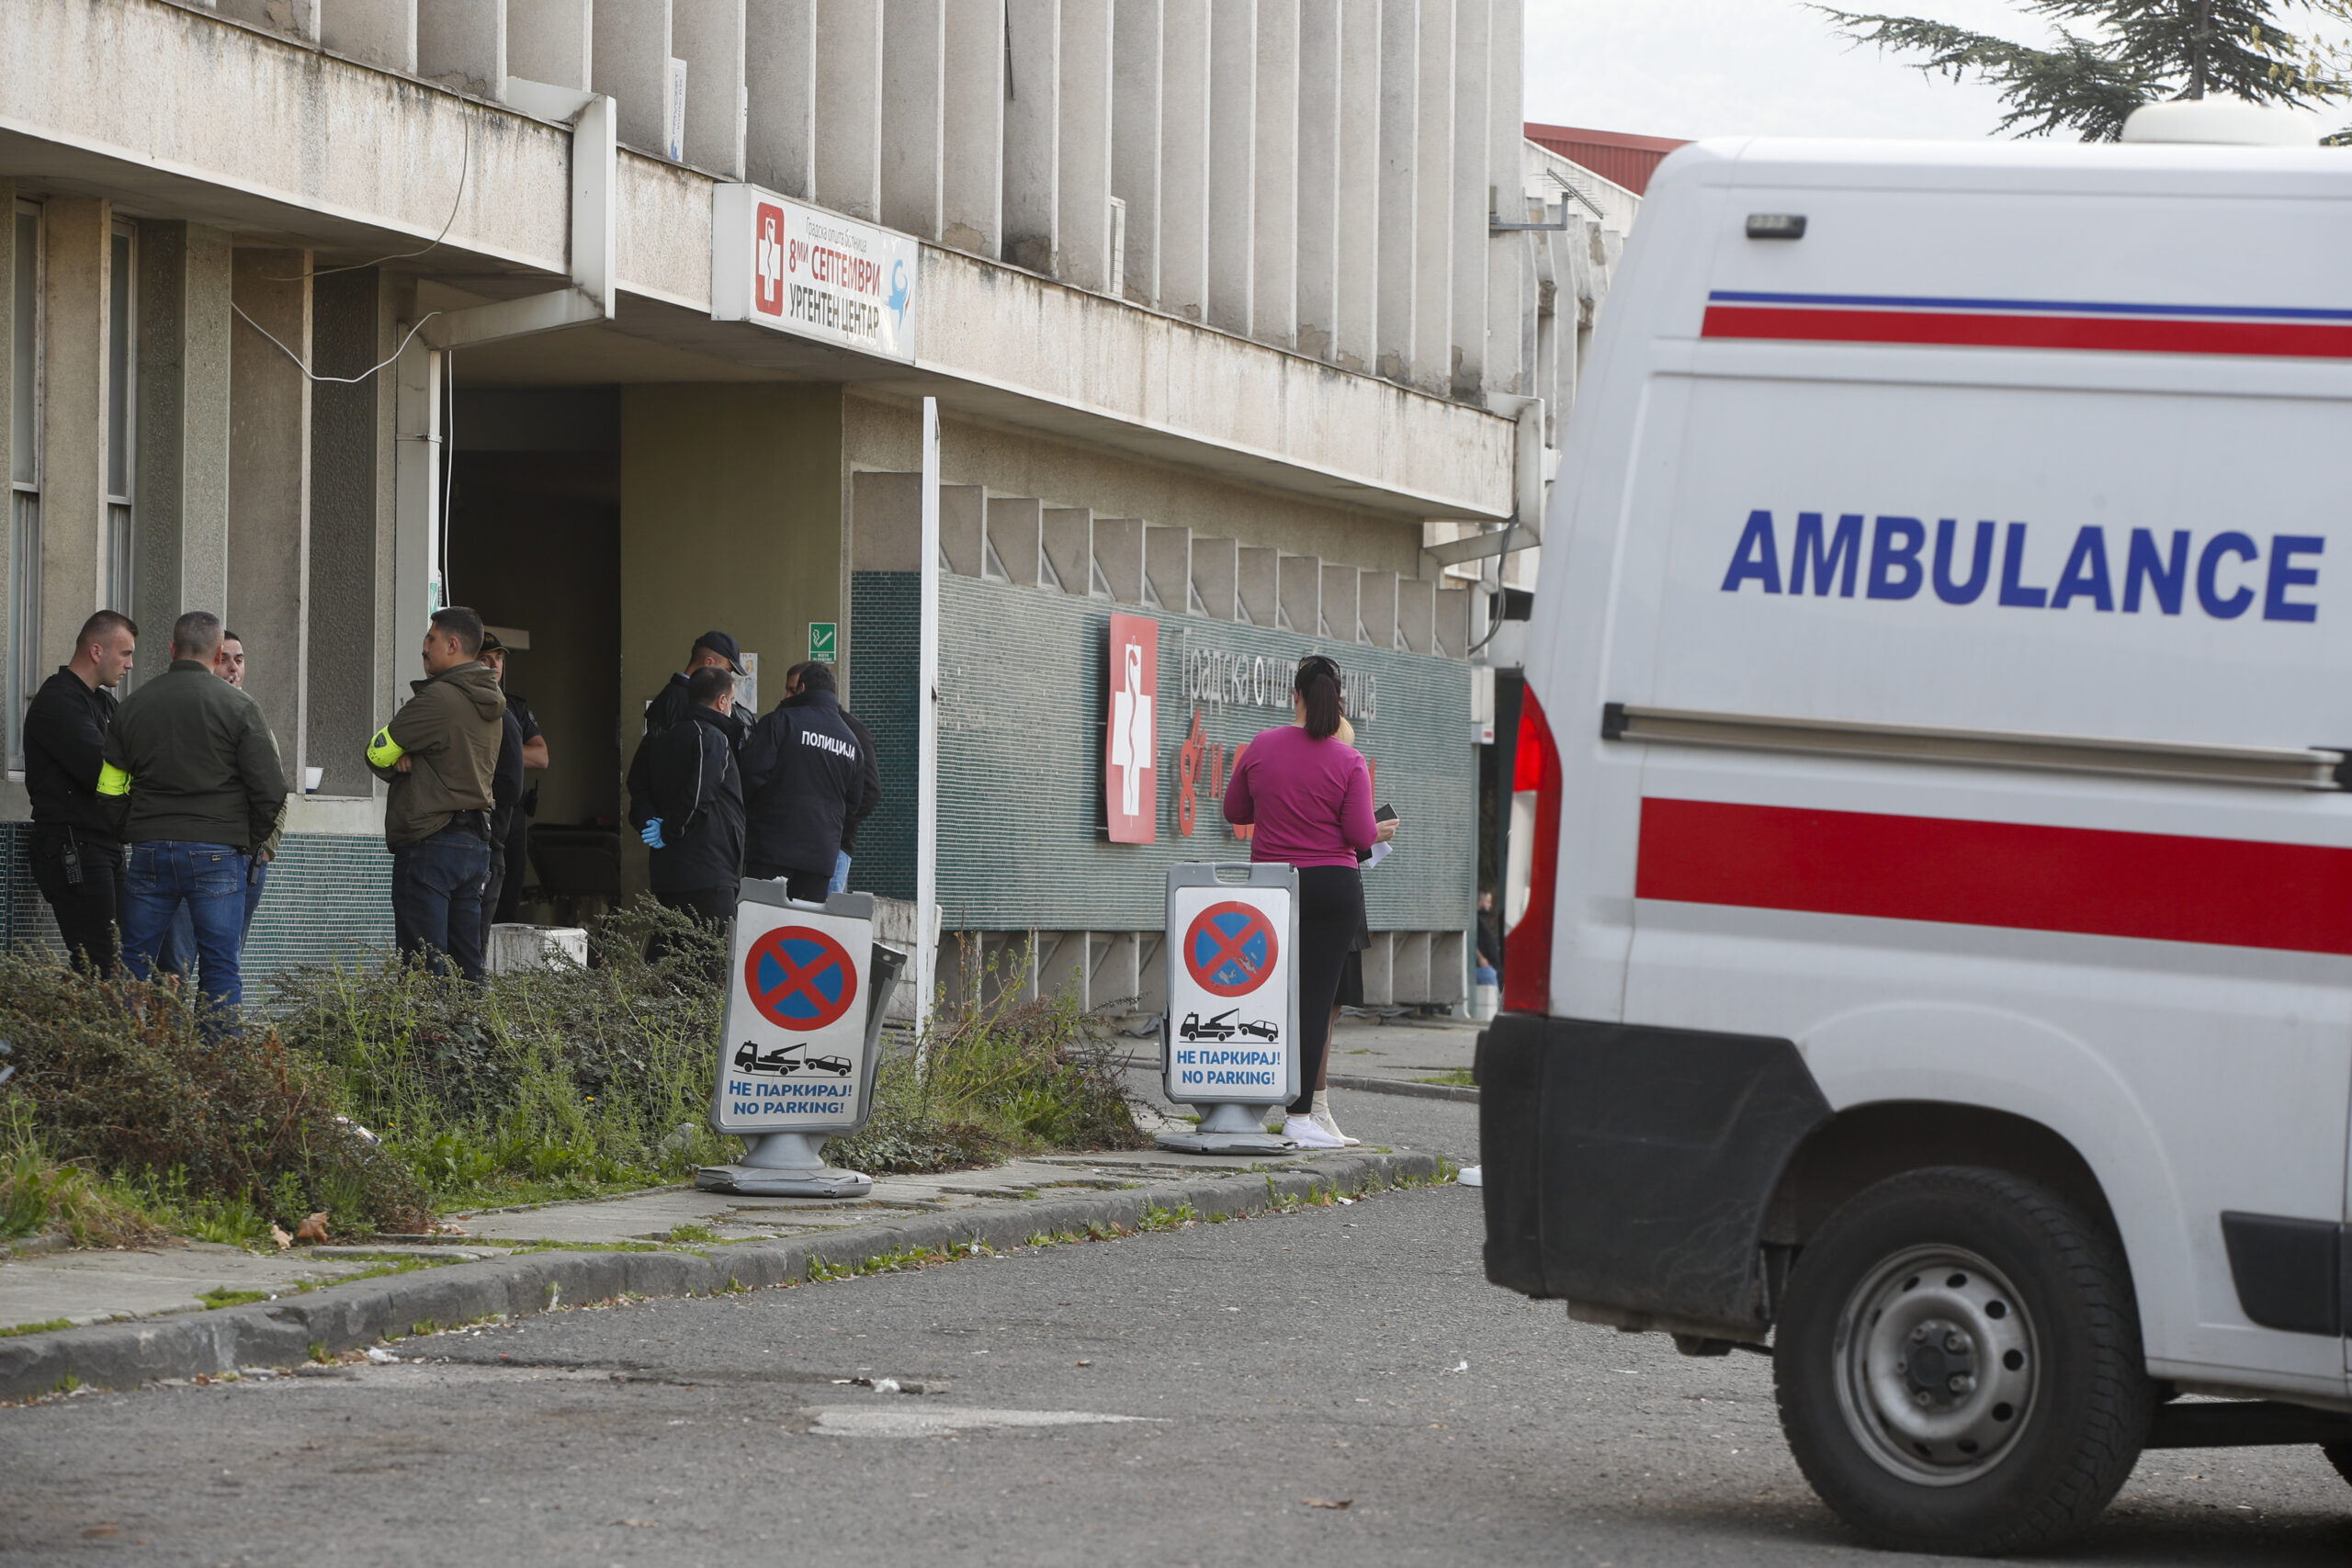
top-left (1411, 0), bottom-right (1453, 392)
top-left (986, 495), bottom-right (1044, 588)
top-left (1294, 0), bottom-right (1340, 362)
top-left (1144, 524), bottom-right (1191, 614)
top-left (40, 198), bottom-right (108, 657)
top-left (1447, 0), bottom-right (1488, 399)
top-left (1484, 0), bottom-right (1524, 397)
top-left (1205, 0), bottom-right (1255, 335)
top-left (1375, 0), bottom-right (1415, 383)
top-left (1041, 506), bottom-right (1094, 596)
top-left (1236, 544), bottom-right (1278, 626)
top-left (1134, 930), bottom-right (1168, 1017)
top-left (1359, 931), bottom-right (1394, 1005)
top-left (880, 0), bottom-right (945, 239)
top-left (850, 469), bottom-right (924, 571)
top-left (940, 0), bottom-right (1006, 257)
top-left (1190, 535), bottom-right (1237, 620)
top-left (1435, 582), bottom-right (1469, 658)
top-left (593, 0), bottom-right (673, 155)
top-left (1396, 577), bottom-right (1434, 654)
top-left (324, 0), bottom-right (417, 73)
top-left (1358, 569), bottom-right (1396, 649)
top-left (1277, 554), bottom-right (1319, 635)
top-left (938, 483), bottom-right (985, 577)
top-left (1333, 1), bottom-right (1379, 371)
top-left (1038, 931), bottom-right (1090, 1007)
top-left (746, 0), bottom-right (817, 198)
top-left (1092, 518), bottom-right (1146, 604)
top-left (1002, 0), bottom-right (1061, 275)
top-left (418, 0), bottom-right (507, 98)
top-left (1092, 930), bottom-right (1140, 1010)
top-left (509, 0), bottom-right (591, 88)
top-left (134, 223), bottom-right (232, 654)
top-left (1390, 930), bottom-right (1430, 1004)
top-left (1059, 0), bottom-right (1117, 294)
top-left (815, 0), bottom-right (884, 220)
top-left (1250, 0), bottom-right (1297, 349)
top-left (228, 249), bottom-right (311, 775)
top-left (1112, 0), bottom-right (1163, 304)
top-left (308, 269), bottom-right (384, 797)
top-left (1318, 562), bottom-right (1358, 642)
top-left (673, 0), bottom-right (748, 176)
top-left (1158, 0), bottom-right (1212, 322)
top-left (1429, 930), bottom-right (1464, 1004)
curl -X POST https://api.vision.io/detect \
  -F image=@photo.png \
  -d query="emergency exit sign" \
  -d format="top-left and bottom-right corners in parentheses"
top-left (808, 622), bottom-right (837, 663)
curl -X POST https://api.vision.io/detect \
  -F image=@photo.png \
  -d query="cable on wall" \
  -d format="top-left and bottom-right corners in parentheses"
top-left (230, 305), bottom-right (440, 385)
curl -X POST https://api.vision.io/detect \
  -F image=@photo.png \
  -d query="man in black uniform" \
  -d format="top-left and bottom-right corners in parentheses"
top-left (479, 633), bottom-right (548, 925)
top-left (641, 630), bottom-right (750, 745)
top-left (739, 664), bottom-right (865, 903)
top-left (23, 610), bottom-right (139, 970)
top-left (628, 666), bottom-right (745, 931)
top-left (782, 661), bottom-right (880, 892)
top-left (475, 632), bottom-right (529, 935)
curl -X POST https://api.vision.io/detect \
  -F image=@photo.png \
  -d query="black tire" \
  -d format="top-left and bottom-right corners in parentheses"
top-left (2323, 1444), bottom-right (2352, 1488)
top-left (1774, 1166), bottom-right (2153, 1556)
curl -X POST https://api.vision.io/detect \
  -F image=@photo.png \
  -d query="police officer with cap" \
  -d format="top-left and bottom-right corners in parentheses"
top-left (642, 631), bottom-right (751, 746)
top-left (738, 670), bottom-right (864, 904)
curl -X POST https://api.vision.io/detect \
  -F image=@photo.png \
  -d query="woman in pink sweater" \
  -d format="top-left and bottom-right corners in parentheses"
top-left (1222, 654), bottom-right (1396, 1149)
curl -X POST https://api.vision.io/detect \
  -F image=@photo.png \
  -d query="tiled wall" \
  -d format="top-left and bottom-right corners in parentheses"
top-left (849, 571), bottom-right (1478, 934)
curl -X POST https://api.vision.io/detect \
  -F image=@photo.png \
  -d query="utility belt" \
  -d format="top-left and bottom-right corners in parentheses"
top-left (449, 809), bottom-right (491, 840)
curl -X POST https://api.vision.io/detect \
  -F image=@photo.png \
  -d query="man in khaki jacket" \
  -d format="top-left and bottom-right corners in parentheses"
top-left (366, 606), bottom-right (505, 981)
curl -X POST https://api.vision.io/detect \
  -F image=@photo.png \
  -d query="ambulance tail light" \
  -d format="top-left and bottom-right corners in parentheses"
top-left (1502, 689), bottom-right (1563, 1016)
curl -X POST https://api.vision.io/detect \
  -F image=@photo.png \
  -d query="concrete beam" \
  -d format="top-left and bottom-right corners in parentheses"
top-left (308, 267), bottom-right (385, 797)
top-left (1002, 0), bottom-right (1060, 276)
top-left (324, 0), bottom-right (417, 73)
top-left (1038, 931), bottom-right (1090, 1007)
top-left (228, 248), bottom-right (312, 773)
top-left (509, 0), bottom-right (590, 89)
top-left (1094, 930), bottom-right (1141, 1011)
top-left (987, 495), bottom-right (1044, 588)
top-left (1333, 0), bottom-right (1378, 372)
top-left (1295, 0), bottom-right (1340, 363)
top-left (593, 0), bottom-right (672, 155)
top-left (673, 0), bottom-right (748, 177)
top-left (940, 0), bottom-right (1005, 257)
top-left (1190, 535), bottom-right (1237, 620)
top-left (746, 0), bottom-right (817, 198)
top-left (814, 0), bottom-right (883, 220)
top-left (1058, 0), bottom-right (1117, 295)
top-left (1429, 929), bottom-right (1465, 1005)
top-left (850, 469), bottom-right (923, 571)
top-left (134, 221), bottom-right (233, 634)
top-left (1041, 506), bottom-right (1094, 596)
top-left (1318, 561), bottom-right (1358, 642)
top-left (1357, 569), bottom-right (1396, 649)
top-left (1411, 0), bottom-right (1453, 392)
top-left (880, 0), bottom-right (944, 240)
top-left (1157, 0), bottom-right (1211, 321)
top-left (1359, 931), bottom-right (1394, 1005)
top-left (1277, 553), bottom-right (1319, 635)
top-left (1390, 930), bottom-right (1430, 1004)
top-left (1204, 0), bottom-right (1254, 336)
top-left (1250, 0), bottom-right (1297, 349)
top-left (40, 197), bottom-right (108, 653)
top-left (1092, 517), bottom-right (1146, 604)
top-left (1396, 576), bottom-right (1433, 653)
top-left (1447, 0), bottom-right (1487, 399)
top-left (1144, 524), bottom-right (1191, 614)
top-left (1111, 0), bottom-right (1163, 304)
top-left (1375, 0), bottom-right (1415, 383)
top-left (1483, 0), bottom-right (1526, 397)
top-left (1236, 544), bottom-right (1278, 626)
top-left (938, 482), bottom-right (985, 577)
top-left (1435, 582), bottom-right (1469, 659)
top-left (418, 0), bottom-right (506, 99)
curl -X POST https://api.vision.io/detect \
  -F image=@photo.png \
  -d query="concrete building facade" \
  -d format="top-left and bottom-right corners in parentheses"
top-left (0, 0), bottom-right (1626, 1010)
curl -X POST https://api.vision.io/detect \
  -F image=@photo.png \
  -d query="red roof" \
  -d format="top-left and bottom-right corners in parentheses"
top-left (1524, 123), bottom-right (1690, 197)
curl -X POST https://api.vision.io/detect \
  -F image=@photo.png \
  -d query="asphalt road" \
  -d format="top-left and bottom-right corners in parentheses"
top-left (5, 1093), bottom-right (2350, 1566)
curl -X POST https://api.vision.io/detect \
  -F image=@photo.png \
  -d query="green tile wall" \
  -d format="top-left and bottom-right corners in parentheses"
top-left (849, 571), bottom-right (1476, 933)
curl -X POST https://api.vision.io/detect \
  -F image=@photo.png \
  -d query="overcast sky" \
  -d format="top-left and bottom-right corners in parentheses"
top-left (1521, 0), bottom-right (2342, 143)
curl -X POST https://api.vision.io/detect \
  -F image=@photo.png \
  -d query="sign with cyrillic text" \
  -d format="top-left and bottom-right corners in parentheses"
top-left (711, 185), bottom-right (918, 364)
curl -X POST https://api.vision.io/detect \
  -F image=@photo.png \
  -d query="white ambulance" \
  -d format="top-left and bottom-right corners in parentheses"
top-left (1483, 105), bottom-right (2352, 1554)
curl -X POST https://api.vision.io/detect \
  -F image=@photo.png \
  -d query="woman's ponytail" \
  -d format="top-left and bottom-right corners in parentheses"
top-left (1295, 655), bottom-right (1342, 739)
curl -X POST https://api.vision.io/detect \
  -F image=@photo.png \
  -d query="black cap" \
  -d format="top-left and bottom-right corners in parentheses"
top-left (478, 628), bottom-right (505, 655)
top-left (692, 630), bottom-right (746, 674)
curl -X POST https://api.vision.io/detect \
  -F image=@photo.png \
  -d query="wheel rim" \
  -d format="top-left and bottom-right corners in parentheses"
top-left (1831, 1245), bottom-right (2039, 1485)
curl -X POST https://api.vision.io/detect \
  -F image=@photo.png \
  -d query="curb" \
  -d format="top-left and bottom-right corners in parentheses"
top-left (0, 1149), bottom-right (1445, 1404)
top-left (1329, 1073), bottom-right (1477, 1103)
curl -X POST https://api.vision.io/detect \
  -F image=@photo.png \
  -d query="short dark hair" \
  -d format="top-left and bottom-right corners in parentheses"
top-left (430, 605), bottom-right (485, 657)
top-left (220, 629), bottom-right (243, 647)
top-left (172, 611), bottom-right (224, 660)
top-left (788, 660), bottom-right (836, 695)
top-left (76, 610), bottom-right (136, 649)
top-left (687, 666), bottom-right (735, 708)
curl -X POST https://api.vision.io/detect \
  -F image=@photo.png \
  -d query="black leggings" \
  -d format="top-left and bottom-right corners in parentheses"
top-left (1291, 864), bottom-right (1365, 1115)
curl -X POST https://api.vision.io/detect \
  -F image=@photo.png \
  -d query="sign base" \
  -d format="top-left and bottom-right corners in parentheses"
top-left (696, 1132), bottom-right (873, 1199)
top-left (1155, 1101), bottom-right (1295, 1156)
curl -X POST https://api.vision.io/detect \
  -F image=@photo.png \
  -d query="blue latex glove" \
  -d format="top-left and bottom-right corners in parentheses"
top-left (640, 818), bottom-right (665, 849)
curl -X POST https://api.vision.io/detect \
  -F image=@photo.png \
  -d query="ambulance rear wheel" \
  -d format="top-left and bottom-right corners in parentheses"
top-left (1774, 1166), bottom-right (2153, 1556)
top-left (2323, 1444), bottom-right (2352, 1488)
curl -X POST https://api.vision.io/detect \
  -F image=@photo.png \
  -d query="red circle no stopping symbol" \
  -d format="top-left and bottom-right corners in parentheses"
top-left (1184, 901), bottom-right (1279, 998)
top-left (744, 926), bottom-right (859, 1032)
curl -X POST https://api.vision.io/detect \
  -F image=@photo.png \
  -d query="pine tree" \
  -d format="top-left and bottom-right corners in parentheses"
top-left (1815, 0), bottom-right (2344, 140)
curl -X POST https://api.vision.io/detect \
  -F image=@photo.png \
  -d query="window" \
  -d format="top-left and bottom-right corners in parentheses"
top-left (8, 198), bottom-right (41, 768)
top-left (106, 220), bottom-right (134, 628)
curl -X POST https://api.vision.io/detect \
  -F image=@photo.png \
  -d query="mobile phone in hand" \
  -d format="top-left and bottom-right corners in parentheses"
top-left (1374, 804), bottom-right (1397, 823)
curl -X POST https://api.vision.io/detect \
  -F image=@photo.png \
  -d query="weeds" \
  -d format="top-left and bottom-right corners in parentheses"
top-left (198, 1287), bottom-right (268, 1310)
top-left (3, 1318), bottom-right (72, 1337)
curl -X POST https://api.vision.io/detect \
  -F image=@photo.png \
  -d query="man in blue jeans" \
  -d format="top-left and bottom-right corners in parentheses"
top-left (367, 606), bottom-right (505, 981)
top-left (98, 611), bottom-right (288, 1016)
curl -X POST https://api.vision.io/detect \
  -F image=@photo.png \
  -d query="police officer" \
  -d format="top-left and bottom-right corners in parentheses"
top-left (628, 665), bottom-right (746, 930)
top-left (642, 630), bottom-right (751, 745)
top-left (782, 661), bottom-right (879, 893)
top-left (481, 637), bottom-right (547, 925)
top-left (738, 663), bottom-right (865, 903)
top-left (23, 610), bottom-right (138, 970)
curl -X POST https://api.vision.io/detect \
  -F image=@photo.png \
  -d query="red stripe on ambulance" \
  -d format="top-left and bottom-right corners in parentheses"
top-left (1635, 797), bottom-right (2352, 956)
top-left (1701, 304), bottom-right (2352, 361)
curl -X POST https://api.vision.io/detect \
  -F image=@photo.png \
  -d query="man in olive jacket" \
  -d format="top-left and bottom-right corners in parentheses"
top-left (99, 611), bottom-right (288, 1012)
top-left (366, 606), bottom-right (506, 981)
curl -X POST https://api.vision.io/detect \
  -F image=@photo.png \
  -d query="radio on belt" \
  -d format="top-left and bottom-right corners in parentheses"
top-left (697, 883), bottom-right (904, 1198)
top-left (1157, 862), bottom-right (1300, 1155)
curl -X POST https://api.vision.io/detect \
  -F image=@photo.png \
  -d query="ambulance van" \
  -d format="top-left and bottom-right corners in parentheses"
top-left (1482, 115), bottom-right (2352, 1554)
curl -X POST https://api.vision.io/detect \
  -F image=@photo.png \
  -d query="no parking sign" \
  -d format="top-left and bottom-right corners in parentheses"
top-left (713, 886), bottom-right (878, 1137)
top-left (1163, 863), bottom-right (1299, 1108)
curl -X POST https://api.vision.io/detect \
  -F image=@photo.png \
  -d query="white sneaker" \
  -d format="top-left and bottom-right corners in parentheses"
top-left (1312, 1111), bottom-right (1362, 1147)
top-left (1283, 1115), bottom-right (1345, 1150)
